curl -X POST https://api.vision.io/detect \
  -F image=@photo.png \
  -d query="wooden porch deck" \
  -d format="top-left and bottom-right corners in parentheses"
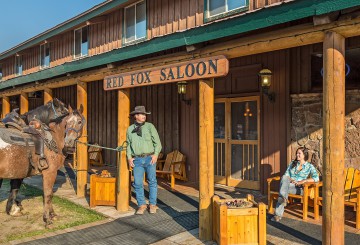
top-left (85, 163), bottom-right (360, 234)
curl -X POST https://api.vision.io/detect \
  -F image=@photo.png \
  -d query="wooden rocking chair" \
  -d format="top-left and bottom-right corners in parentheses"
top-left (88, 144), bottom-right (104, 166)
top-left (156, 150), bottom-right (187, 188)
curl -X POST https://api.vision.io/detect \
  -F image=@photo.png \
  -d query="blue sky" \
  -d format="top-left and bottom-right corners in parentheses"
top-left (0, 0), bottom-right (105, 53)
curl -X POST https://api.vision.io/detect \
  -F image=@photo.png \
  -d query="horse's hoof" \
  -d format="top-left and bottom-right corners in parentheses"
top-left (45, 221), bottom-right (53, 229)
top-left (9, 204), bottom-right (22, 216)
top-left (50, 214), bottom-right (59, 221)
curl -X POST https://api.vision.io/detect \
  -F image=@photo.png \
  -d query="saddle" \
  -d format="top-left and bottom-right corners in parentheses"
top-left (1, 110), bottom-right (57, 171)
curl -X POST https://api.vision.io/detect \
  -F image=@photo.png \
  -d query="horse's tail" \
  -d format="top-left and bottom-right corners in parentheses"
top-left (0, 179), bottom-right (3, 188)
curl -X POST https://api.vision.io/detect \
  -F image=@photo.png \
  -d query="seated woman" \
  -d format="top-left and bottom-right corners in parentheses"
top-left (271, 147), bottom-right (319, 222)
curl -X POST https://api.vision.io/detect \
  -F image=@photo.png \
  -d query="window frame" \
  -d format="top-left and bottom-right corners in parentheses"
top-left (40, 42), bottom-right (51, 69)
top-left (15, 55), bottom-right (23, 76)
top-left (123, 0), bottom-right (147, 46)
top-left (204, 0), bottom-right (249, 23)
top-left (73, 25), bottom-right (89, 59)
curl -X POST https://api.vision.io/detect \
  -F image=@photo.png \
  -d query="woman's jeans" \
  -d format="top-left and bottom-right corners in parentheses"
top-left (275, 175), bottom-right (303, 217)
top-left (133, 156), bottom-right (157, 207)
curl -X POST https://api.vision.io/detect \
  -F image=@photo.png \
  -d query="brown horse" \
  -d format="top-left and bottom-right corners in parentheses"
top-left (0, 105), bottom-right (85, 227)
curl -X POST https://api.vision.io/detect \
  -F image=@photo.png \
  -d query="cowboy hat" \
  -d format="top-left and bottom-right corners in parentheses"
top-left (130, 106), bottom-right (151, 115)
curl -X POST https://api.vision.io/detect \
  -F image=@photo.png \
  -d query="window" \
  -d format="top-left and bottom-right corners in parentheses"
top-left (0, 65), bottom-right (2, 81)
top-left (206, 0), bottom-right (248, 21)
top-left (40, 43), bottom-right (50, 68)
top-left (15, 55), bottom-right (22, 76)
top-left (74, 26), bottom-right (88, 58)
top-left (311, 48), bottom-right (360, 91)
top-left (124, 1), bottom-right (146, 44)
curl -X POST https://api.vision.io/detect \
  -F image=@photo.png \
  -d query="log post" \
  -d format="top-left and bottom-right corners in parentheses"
top-left (322, 31), bottom-right (345, 245)
top-left (76, 81), bottom-right (88, 197)
top-left (44, 88), bottom-right (53, 104)
top-left (199, 78), bottom-right (215, 241)
top-left (1, 97), bottom-right (10, 119)
top-left (20, 92), bottom-right (29, 114)
top-left (117, 89), bottom-right (130, 211)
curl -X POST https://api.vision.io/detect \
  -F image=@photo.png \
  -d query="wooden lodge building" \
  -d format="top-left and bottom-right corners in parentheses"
top-left (1, 0), bottom-right (360, 242)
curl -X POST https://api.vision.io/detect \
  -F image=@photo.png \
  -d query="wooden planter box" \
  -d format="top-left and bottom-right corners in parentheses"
top-left (213, 195), bottom-right (266, 245)
top-left (90, 174), bottom-right (116, 208)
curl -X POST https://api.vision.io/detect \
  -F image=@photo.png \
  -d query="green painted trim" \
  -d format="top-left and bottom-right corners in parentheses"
top-left (0, 0), bottom-right (130, 60)
top-left (204, 0), bottom-right (249, 23)
top-left (0, 0), bottom-right (359, 90)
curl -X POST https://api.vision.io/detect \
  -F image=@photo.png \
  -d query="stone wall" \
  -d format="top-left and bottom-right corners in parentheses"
top-left (291, 90), bottom-right (360, 173)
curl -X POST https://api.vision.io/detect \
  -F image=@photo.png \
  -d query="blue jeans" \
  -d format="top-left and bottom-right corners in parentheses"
top-left (275, 175), bottom-right (303, 217)
top-left (133, 156), bottom-right (157, 207)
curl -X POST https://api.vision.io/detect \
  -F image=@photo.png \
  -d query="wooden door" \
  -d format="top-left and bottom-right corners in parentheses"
top-left (214, 96), bottom-right (260, 190)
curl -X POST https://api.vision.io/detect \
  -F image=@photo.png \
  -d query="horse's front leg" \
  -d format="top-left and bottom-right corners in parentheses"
top-left (42, 170), bottom-right (57, 228)
top-left (6, 179), bottom-right (23, 216)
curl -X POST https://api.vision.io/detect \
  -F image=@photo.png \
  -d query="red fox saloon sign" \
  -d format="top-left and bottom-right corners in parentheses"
top-left (103, 55), bottom-right (229, 90)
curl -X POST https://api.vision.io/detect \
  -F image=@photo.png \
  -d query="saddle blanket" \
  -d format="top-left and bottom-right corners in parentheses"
top-left (0, 126), bottom-right (35, 147)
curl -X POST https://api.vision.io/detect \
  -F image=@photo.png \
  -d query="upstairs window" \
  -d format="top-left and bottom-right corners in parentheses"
top-left (15, 55), bottom-right (23, 76)
top-left (124, 0), bottom-right (146, 44)
top-left (40, 43), bottom-right (50, 68)
top-left (74, 26), bottom-right (88, 58)
top-left (206, 0), bottom-right (248, 21)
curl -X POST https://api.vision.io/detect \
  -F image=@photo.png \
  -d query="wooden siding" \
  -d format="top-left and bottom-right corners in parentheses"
top-left (53, 85), bottom-right (77, 109)
top-left (50, 31), bottom-right (73, 67)
top-left (1, 57), bottom-right (15, 80)
top-left (88, 81), bottom-right (118, 166)
top-left (130, 83), bottom-right (180, 163)
top-left (179, 81), bottom-right (199, 183)
top-left (23, 47), bottom-right (40, 76)
top-left (89, 11), bottom-right (122, 56)
top-left (29, 97), bottom-right (43, 111)
top-left (0, 0), bottom-right (285, 81)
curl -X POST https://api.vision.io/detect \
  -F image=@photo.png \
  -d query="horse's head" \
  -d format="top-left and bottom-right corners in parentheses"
top-left (49, 98), bottom-right (69, 119)
top-left (64, 105), bottom-right (85, 153)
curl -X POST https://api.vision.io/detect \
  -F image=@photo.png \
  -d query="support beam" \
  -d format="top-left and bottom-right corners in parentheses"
top-left (199, 78), bottom-right (214, 241)
top-left (76, 81), bottom-right (88, 197)
top-left (117, 89), bottom-right (130, 211)
top-left (1, 97), bottom-right (10, 119)
top-left (20, 92), bottom-right (28, 114)
top-left (43, 88), bottom-right (53, 104)
top-left (322, 31), bottom-right (345, 245)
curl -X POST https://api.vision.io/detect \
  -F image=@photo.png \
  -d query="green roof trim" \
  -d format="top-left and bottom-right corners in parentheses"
top-left (1, 0), bottom-right (359, 90)
top-left (0, 0), bottom-right (130, 60)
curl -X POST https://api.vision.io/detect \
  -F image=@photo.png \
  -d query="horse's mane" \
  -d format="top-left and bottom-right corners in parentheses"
top-left (50, 114), bottom-right (68, 125)
top-left (50, 109), bottom-right (82, 125)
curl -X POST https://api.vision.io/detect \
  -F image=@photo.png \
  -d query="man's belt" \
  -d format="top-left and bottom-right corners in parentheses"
top-left (133, 152), bottom-right (154, 158)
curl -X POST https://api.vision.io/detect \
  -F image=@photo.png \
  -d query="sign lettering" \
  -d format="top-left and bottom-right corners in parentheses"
top-left (104, 55), bottom-right (228, 90)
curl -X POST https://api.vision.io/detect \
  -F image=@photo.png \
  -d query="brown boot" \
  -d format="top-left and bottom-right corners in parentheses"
top-left (135, 205), bottom-right (147, 215)
top-left (149, 204), bottom-right (158, 214)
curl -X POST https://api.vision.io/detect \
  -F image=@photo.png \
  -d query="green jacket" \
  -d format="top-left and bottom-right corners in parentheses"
top-left (126, 122), bottom-right (162, 160)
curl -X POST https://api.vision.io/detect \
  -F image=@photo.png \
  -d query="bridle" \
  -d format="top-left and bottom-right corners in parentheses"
top-left (65, 113), bottom-right (86, 139)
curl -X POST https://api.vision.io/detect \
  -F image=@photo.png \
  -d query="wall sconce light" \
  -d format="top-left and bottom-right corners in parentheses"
top-left (177, 81), bottom-right (191, 105)
top-left (258, 68), bottom-right (275, 102)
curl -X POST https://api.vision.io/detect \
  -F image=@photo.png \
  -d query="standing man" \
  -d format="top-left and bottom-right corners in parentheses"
top-left (126, 106), bottom-right (162, 215)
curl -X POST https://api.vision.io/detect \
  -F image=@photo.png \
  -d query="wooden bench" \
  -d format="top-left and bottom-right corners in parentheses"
top-left (314, 167), bottom-right (360, 228)
top-left (267, 176), bottom-right (318, 220)
top-left (156, 150), bottom-right (187, 188)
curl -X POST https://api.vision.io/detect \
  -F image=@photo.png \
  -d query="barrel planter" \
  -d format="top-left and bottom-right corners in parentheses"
top-left (212, 194), bottom-right (266, 245)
